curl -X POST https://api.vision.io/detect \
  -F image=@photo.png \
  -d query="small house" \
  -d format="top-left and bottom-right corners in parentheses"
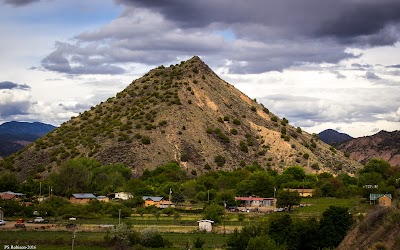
top-left (0, 191), bottom-right (26, 200)
top-left (0, 207), bottom-right (4, 220)
top-left (97, 196), bottom-right (110, 203)
top-left (288, 189), bottom-right (315, 197)
top-left (235, 197), bottom-right (276, 207)
top-left (198, 219), bottom-right (214, 232)
top-left (142, 196), bottom-right (164, 207)
top-left (370, 194), bottom-right (392, 207)
top-left (70, 193), bottom-right (97, 204)
top-left (109, 192), bottom-right (133, 200)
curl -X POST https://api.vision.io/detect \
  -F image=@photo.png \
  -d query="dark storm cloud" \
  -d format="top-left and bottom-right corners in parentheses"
top-left (41, 0), bottom-right (400, 75)
top-left (0, 81), bottom-right (30, 90)
top-left (118, 0), bottom-right (400, 45)
top-left (3, 0), bottom-right (40, 7)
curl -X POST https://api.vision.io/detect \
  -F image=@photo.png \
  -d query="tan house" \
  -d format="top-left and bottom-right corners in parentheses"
top-left (97, 196), bottom-right (110, 203)
top-left (70, 193), bottom-right (97, 204)
top-left (142, 196), bottom-right (174, 208)
top-left (288, 189), bottom-right (315, 197)
top-left (370, 194), bottom-right (392, 207)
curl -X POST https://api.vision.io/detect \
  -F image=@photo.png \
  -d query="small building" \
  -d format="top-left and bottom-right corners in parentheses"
top-left (70, 193), bottom-right (97, 204)
top-left (288, 189), bottom-right (315, 197)
top-left (159, 200), bottom-right (175, 208)
top-left (235, 197), bottom-right (276, 207)
top-left (109, 192), bottom-right (133, 200)
top-left (0, 191), bottom-right (26, 200)
top-left (0, 207), bottom-right (4, 220)
top-left (370, 194), bottom-right (392, 207)
top-left (142, 196), bottom-right (164, 207)
top-left (198, 220), bottom-right (214, 232)
top-left (97, 196), bottom-right (110, 203)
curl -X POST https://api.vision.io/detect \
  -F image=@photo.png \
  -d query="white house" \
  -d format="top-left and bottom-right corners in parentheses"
top-left (198, 219), bottom-right (214, 232)
top-left (109, 192), bottom-right (133, 200)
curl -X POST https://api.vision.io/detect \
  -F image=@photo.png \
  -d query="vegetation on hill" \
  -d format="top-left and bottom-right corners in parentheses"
top-left (0, 56), bottom-right (361, 179)
top-left (227, 206), bottom-right (354, 250)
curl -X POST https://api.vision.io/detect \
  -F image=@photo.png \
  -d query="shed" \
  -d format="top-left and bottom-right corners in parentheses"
top-left (370, 194), bottom-right (392, 207)
top-left (198, 219), bottom-right (214, 232)
top-left (70, 193), bottom-right (97, 204)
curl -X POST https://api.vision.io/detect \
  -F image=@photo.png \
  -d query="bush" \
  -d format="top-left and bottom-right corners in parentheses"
top-left (140, 228), bottom-right (166, 248)
top-left (194, 237), bottom-right (205, 248)
top-left (141, 136), bottom-right (151, 144)
top-left (233, 119), bottom-right (241, 125)
top-left (214, 155), bottom-right (226, 167)
top-left (230, 128), bottom-right (238, 135)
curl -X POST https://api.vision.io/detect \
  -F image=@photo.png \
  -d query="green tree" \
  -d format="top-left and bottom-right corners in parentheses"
top-left (203, 202), bottom-right (225, 223)
top-left (283, 166), bottom-right (306, 181)
top-left (277, 190), bottom-right (301, 211)
top-left (360, 159), bottom-right (391, 179)
top-left (246, 235), bottom-right (286, 250)
top-left (0, 171), bottom-right (20, 192)
top-left (319, 206), bottom-right (354, 248)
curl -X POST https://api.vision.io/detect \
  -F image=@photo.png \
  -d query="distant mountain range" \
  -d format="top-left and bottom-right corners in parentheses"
top-left (0, 121), bottom-right (56, 158)
top-left (338, 130), bottom-right (400, 167)
top-left (318, 129), bottom-right (353, 145)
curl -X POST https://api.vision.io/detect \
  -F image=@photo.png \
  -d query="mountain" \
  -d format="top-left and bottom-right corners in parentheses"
top-left (338, 130), bottom-right (400, 166)
top-left (0, 56), bottom-right (361, 178)
top-left (318, 129), bottom-right (353, 145)
top-left (0, 121), bottom-right (56, 158)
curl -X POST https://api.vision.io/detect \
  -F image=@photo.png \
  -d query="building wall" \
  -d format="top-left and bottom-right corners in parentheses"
top-left (378, 196), bottom-right (391, 207)
top-left (144, 200), bottom-right (160, 207)
top-left (70, 197), bottom-right (93, 205)
top-left (199, 222), bottom-right (212, 232)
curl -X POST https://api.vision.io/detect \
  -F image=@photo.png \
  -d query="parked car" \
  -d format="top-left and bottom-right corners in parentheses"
top-left (15, 218), bottom-right (25, 228)
top-left (34, 217), bottom-right (45, 223)
top-left (0, 220), bottom-right (6, 225)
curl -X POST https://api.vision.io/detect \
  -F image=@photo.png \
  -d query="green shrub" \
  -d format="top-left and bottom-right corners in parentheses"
top-left (233, 119), bottom-right (241, 125)
top-left (214, 155), bottom-right (226, 167)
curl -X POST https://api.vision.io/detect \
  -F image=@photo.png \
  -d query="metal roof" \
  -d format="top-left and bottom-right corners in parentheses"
top-left (370, 193), bottom-right (392, 201)
top-left (72, 193), bottom-right (97, 199)
top-left (235, 197), bottom-right (273, 201)
top-left (142, 196), bottom-right (164, 202)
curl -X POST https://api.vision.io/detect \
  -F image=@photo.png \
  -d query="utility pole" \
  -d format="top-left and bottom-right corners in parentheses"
top-left (118, 209), bottom-right (121, 225)
top-left (71, 229), bottom-right (76, 250)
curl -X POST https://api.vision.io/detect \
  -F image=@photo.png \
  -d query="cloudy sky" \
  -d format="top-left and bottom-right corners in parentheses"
top-left (1, 0), bottom-right (399, 137)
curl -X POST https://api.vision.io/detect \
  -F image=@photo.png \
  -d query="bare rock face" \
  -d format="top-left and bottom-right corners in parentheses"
top-left (0, 56), bottom-right (361, 178)
top-left (338, 130), bottom-right (400, 167)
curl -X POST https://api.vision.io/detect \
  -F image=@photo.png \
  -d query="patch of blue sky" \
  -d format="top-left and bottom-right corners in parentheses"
top-left (0, 0), bottom-right (121, 27)
top-left (214, 29), bottom-right (236, 41)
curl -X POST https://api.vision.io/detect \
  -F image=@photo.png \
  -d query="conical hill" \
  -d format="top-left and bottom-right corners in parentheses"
top-left (1, 56), bottom-right (362, 178)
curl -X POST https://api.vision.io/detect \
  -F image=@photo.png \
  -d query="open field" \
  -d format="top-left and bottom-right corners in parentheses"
top-left (0, 231), bottom-right (227, 249)
top-left (295, 197), bottom-right (370, 218)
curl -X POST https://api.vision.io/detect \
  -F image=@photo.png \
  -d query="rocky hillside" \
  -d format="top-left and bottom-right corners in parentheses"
top-left (338, 207), bottom-right (400, 250)
top-left (0, 56), bottom-right (361, 178)
top-left (0, 121), bottom-right (56, 158)
top-left (338, 130), bottom-right (400, 167)
top-left (318, 129), bottom-right (353, 145)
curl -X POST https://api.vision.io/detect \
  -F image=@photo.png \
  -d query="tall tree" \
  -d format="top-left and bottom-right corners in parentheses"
top-left (319, 206), bottom-right (354, 248)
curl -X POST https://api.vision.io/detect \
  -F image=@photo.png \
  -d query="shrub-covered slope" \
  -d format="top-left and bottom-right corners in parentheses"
top-left (0, 56), bottom-right (361, 178)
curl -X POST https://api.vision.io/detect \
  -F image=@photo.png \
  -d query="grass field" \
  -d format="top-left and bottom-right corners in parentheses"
top-left (0, 230), bottom-right (228, 249)
top-left (295, 197), bottom-right (369, 218)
